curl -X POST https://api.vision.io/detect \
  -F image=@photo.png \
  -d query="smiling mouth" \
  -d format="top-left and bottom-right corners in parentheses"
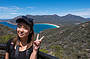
top-left (19, 33), bottom-right (24, 36)
top-left (20, 34), bottom-right (24, 36)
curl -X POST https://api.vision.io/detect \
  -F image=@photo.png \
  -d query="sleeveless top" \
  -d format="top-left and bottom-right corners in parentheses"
top-left (6, 39), bottom-right (39, 59)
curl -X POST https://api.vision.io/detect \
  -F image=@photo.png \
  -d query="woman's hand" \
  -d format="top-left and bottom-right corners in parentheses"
top-left (33, 34), bottom-right (44, 51)
top-left (30, 34), bottom-right (44, 59)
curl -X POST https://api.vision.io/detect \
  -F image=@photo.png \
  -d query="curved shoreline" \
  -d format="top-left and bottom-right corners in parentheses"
top-left (35, 23), bottom-right (60, 28)
top-left (6, 21), bottom-right (17, 25)
top-left (0, 21), bottom-right (60, 28)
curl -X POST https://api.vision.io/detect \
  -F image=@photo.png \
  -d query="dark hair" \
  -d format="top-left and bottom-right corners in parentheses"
top-left (13, 16), bottom-right (34, 49)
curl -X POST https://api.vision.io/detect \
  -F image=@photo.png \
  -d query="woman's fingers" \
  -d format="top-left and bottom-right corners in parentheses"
top-left (36, 34), bottom-right (39, 40)
top-left (40, 36), bottom-right (44, 41)
top-left (33, 34), bottom-right (45, 50)
top-left (33, 41), bottom-right (40, 50)
top-left (36, 34), bottom-right (44, 41)
top-left (34, 41), bottom-right (39, 45)
top-left (34, 36), bottom-right (44, 46)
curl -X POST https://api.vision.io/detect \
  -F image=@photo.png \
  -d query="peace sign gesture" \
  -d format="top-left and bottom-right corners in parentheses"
top-left (33, 34), bottom-right (44, 51)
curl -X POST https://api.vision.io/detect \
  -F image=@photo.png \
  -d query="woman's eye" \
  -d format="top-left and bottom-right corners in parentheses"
top-left (17, 25), bottom-right (21, 28)
top-left (17, 24), bottom-right (29, 29)
top-left (24, 27), bottom-right (28, 29)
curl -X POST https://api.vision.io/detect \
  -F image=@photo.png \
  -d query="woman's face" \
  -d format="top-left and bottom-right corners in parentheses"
top-left (17, 22), bottom-right (31, 39)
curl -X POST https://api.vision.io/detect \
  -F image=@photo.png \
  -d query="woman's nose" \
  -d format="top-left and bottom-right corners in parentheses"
top-left (20, 28), bottom-right (24, 32)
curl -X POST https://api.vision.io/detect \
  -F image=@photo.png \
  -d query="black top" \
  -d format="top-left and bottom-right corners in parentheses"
top-left (6, 39), bottom-right (58, 59)
top-left (6, 39), bottom-right (39, 59)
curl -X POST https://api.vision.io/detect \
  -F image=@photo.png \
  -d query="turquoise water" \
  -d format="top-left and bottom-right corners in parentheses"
top-left (0, 22), bottom-right (57, 33)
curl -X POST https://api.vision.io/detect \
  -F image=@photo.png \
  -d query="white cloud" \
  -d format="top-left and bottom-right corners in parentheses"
top-left (0, 7), bottom-right (9, 9)
top-left (10, 13), bottom-right (18, 14)
top-left (59, 8), bottom-right (90, 18)
top-left (0, 6), bottom-right (21, 12)
top-left (0, 6), bottom-right (90, 18)
top-left (0, 6), bottom-right (24, 18)
top-left (10, 12), bottom-right (23, 15)
top-left (0, 6), bottom-right (35, 19)
top-left (0, 15), bottom-right (13, 19)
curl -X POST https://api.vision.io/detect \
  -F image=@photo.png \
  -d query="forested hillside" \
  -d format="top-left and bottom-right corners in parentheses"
top-left (0, 24), bottom-right (16, 43)
top-left (39, 21), bottom-right (90, 59)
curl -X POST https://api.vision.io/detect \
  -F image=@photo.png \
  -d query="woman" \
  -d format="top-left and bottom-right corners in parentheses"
top-left (5, 16), bottom-right (44, 59)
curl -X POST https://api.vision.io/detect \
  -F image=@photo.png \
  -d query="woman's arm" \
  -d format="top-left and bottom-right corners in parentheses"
top-left (30, 34), bottom-right (44, 59)
top-left (30, 50), bottom-right (37, 59)
top-left (5, 52), bottom-right (9, 59)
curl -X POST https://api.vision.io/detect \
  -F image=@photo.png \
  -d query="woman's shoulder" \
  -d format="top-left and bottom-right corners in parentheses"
top-left (7, 38), bottom-right (14, 44)
top-left (6, 38), bottom-right (15, 52)
top-left (6, 38), bottom-right (15, 48)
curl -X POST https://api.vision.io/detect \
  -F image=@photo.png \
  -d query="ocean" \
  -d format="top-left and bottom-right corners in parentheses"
top-left (0, 22), bottom-right (58, 33)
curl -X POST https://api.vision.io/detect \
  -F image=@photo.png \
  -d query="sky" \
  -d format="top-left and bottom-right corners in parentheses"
top-left (0, 0), bottom-right (90, 19)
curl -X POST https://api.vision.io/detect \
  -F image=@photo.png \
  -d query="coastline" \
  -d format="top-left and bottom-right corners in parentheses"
top-left (6, 21), bottom-right (17, 25)
top-left (0, 21), bottom-right (17, 25)
top-left (35, 23), bottom-right (60, 28)
top-left (0, 21), bottom-right (60, 28)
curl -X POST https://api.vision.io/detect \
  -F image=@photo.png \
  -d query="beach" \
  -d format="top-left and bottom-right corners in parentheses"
top-left (35, 23), bottom-right (60, 28)
top-left (0, 20), bottom-right (60, 28)
top-left (6, 21), bottom-right (60, 28)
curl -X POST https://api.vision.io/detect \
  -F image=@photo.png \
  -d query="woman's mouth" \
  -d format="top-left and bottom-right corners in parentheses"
top-left (19, 34), bottom-right (24, 36)
top-left (19, 32), bottom-right (24, 36)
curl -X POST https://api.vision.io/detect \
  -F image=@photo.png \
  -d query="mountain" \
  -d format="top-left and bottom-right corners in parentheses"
top-left (39, 21), bottom-right (90, 59)
top-left (25, 14), bottom-right (90, 25)
top-left (26, 14), bottom-right (61, 24)
top-left (86, 18), bottom-right (90, 20)
top-left (60, 14), bottom-right (87, 22)
top-left (0, 14), bottom-right (89, 26)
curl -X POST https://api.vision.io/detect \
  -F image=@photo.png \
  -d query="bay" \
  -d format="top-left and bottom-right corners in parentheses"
top-left (0, 22), bottom-right (58, 33)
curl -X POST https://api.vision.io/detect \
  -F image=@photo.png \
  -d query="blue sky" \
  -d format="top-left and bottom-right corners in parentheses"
top-left (0, 0), bottom-right (90, 19)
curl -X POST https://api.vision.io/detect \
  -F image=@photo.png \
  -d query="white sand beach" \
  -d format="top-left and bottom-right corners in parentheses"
top-left (35, 23), bottom-right (60, 28)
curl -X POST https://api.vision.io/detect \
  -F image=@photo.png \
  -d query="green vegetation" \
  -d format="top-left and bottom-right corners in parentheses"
top-left (0, 24), bottom-right (16, 43)
top-left (40, 49), bottom-right (48, 53)
top-left (40, 21), bottom-right (90, 59)
top-left (0, 34), bottom-right (16, 43)
top-left (50, 45), bottom-right (64, 58)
